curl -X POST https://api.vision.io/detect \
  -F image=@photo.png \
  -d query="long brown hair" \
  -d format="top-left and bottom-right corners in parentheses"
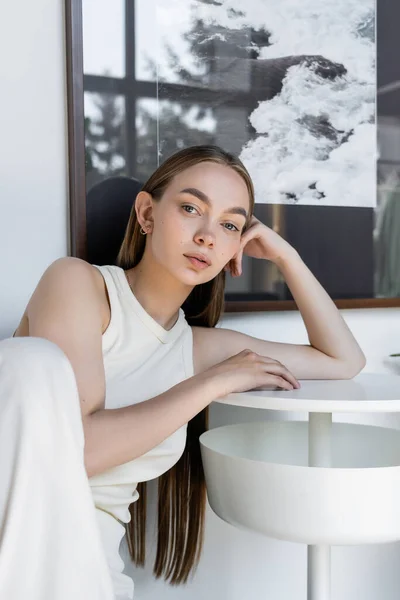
top-left (116, 145), bottom-right (255, 585)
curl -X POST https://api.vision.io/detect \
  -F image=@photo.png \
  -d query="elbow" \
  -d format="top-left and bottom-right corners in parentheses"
top-left (83, 438), bottom-right (96, 479)
top-left (84, 455), bottom-right (95, 479)
top-left (338, 352), bottom-right (367, 380)
top-left (353, 349), bottom-right (367, 376)
top-left (84, 443), bottom-right (102, 479)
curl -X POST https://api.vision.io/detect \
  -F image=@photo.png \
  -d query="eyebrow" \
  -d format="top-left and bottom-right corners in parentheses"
top-left (179, 187), bottom-right (248, 220)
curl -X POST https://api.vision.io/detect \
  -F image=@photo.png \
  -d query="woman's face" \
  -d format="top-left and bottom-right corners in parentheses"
top-left (144, 161), bottom-right (251, 285)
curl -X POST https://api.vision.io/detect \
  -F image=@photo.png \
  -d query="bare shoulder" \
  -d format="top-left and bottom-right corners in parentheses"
top-left (30, 257), bottom-right (103, 309)
top-left (14, 257), bottom-right (110, 336)
top-left (14, 257), bottom-right (112, 418)
top-left (42, 256), bottom-right (102, 286)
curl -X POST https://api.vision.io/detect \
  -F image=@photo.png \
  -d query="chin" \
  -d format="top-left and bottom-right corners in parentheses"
top-left (176, 267), bottom-right (216, 286)
top-left (191, 269), bottom-right (221, 284)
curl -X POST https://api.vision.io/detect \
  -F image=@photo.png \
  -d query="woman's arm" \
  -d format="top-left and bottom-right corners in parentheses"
top-left (25, 257), bottom-right (298, 479)
top-left (83, 375), bottom-right (217, 478)
top-left (275, 249), bottom-right (366, 373)
top-left (26, 257), bottom-right (108, 419)
top-left (202, 217), bottom-right (366, 380)
top-left (24, 258), bottom-right (214, 477)
top-left (196, 250), bottom-right (365, 380)
top-left (84, 348), bottom-right (299, 478)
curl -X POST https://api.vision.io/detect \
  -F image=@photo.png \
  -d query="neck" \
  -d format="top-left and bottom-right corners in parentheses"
top-left (125, 251), bottom-right (194, 330)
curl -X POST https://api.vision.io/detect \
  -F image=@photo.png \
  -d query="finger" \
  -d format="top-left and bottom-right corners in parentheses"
top-left (228, 258), bottom-right (239, 277)
top-left (240, 233), bottom-right (252, 250)
top-left (224, 261), bottom-right (234, 274)
top-left (253, 354), bottom-right (296, 373)
top-left (234, 250), bottom-right (243, 276)
top-left (243, 351), bottom-right (284, 367)
top-left (240, 225), bottom-right (259, 248)
top-left (240, 350), bottom-right (299, 387)
top-left (258, 361), bottom-right (300, 388)
top-left (262, 375), bottom-right (295, 391)
top-left (240, 350), bottom-right (281, 366)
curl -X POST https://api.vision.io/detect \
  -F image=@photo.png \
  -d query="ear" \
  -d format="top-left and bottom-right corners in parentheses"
top-left (134, 191), bottom-right (154, 233)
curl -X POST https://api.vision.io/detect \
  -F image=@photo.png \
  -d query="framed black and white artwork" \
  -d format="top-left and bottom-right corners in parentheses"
top-left (65, 0), bottom-right (400, 312)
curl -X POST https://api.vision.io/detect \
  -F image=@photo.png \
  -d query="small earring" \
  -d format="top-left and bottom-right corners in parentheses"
top-left (139, 227), bottom-right (147, 235)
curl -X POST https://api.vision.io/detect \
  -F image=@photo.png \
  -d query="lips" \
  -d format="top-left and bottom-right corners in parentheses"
top-left (184, 254), bottom-right (211, 269)
top-left (184, 253), bottom-right (211, 266)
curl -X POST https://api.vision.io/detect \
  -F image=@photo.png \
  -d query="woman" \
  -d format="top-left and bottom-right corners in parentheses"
top-left (0, 145), bottom-right (365, 600)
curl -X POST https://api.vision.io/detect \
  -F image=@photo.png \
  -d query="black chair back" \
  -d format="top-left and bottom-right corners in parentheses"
top-left (86, 176), bottom-right (142, 265)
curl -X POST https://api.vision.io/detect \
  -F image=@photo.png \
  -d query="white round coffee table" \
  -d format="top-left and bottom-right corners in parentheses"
top-left (200, 373), bottom-right (400, 600)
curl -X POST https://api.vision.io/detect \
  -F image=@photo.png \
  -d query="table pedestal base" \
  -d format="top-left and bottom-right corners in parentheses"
top-left (308, 413), bottom-right (333, 599)
top-left (307, 545), bottom-right (331, 600)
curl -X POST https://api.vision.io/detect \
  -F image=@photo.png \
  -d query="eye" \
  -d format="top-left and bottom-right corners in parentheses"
top-left (223, 223), bottom-right (240, 232)
top-left (182, 204), bottom-right (198, 214)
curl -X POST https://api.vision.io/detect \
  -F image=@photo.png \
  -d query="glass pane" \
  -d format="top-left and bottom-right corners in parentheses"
top-left (83, 0), bottom-right (125, 77)
top-left (135, 98), bottom-right (159, 180)
top-left (135, 0), bottom-right (212, 84)
top-left (136, 98), bottom-right (216, 181)
top-left (84, 92), bottom-right (126, 189)
top-left (135, 0), bottom-right (158, 81)
top-left (374, 0), bottom-right (400, 298)
top-left (376, 119), bottom-right (400, 299)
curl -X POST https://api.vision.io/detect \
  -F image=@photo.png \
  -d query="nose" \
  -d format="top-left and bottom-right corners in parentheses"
top-left (194, 227), bottom-right (215, 247)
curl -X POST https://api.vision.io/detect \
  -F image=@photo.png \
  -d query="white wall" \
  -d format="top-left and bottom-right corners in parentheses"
top-left (1, 1), bottom-right (400, 599)
top-left (0, 0), bottom-right (69, 340)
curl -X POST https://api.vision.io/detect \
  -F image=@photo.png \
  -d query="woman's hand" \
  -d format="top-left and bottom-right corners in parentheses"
top-left (202, 348), bottom-right (301, 399)
top-left (224, 215), bottom-right (297, 277)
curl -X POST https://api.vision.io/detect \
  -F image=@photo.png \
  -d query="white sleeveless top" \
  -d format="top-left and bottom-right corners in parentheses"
top-left (88, 265), bottom-right (194, 600)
